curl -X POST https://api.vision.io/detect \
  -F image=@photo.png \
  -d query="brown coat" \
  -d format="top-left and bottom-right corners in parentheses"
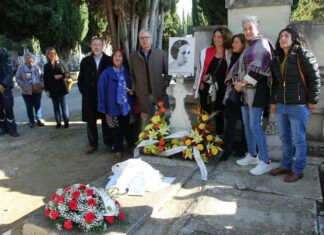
top-left (129, 48), bottom-right (171, 114)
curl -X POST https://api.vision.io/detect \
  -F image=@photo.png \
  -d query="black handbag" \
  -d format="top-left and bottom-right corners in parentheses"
top-left (228, 88), bottom-right (242, 105)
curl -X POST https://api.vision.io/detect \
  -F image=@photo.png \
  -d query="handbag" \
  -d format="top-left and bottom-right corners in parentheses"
top-left (65, 78), bottom-right (73, 92)
top-left (32, 83), bottom-right (42, 93)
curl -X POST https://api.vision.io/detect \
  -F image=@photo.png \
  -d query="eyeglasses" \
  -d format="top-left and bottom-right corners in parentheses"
top-left (139, 36), bottom-right (150, 40)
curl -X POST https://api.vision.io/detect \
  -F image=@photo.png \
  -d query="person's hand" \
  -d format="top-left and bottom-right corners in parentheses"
top-left (128, 89), bottom-right (134, 95)
top-left (46, 91), bottom-right (50, 97)
top-left (270, 104), bottom-right (276, 114)
top-left (54, 74), bottom-right (63, 79)
top-left (0, 84), bottom-right (4, 93)
top-left (308, 103), bottom-right (316, 110)
top-left (234, 82), bottom-right (244, 92)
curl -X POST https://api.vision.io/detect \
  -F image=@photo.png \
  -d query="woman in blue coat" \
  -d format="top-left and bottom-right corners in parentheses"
top-left (98, 49), bottom-right (135, 158)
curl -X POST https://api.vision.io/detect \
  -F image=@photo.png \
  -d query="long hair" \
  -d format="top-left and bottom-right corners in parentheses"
top-left (275, 26), bottom-right (306, 61)
top-left (45, 47), bottom-right (59, 62)
top-left (211, 26), bottom-right (233, 49)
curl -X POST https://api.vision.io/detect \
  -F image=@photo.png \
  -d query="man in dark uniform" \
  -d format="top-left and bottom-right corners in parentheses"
top-left (0, 48), bottom-right (19, 137)
top-left (77, 38), bottom-right (113, 154)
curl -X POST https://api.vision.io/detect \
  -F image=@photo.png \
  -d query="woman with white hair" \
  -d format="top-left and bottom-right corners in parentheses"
top-left (230, 15), bottom-right (274, 175)
top-left (16, 52), bottom-right (45, 128)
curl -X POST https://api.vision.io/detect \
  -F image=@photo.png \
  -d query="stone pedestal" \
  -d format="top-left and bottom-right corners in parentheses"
top-left (170, 76), bottom-right (192, 132)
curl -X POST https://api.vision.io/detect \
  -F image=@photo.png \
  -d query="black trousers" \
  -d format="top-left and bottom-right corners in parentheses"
top-left (111, 115), bottom-right (134, 152)
top-left (0, 89), bottom-right (17, 131)
top-left (87, 113), bottom-right (113, 148)
top-left (223, 100), bottom-right (247, 155)
top-left (199, 84), bottom-right (224, 135)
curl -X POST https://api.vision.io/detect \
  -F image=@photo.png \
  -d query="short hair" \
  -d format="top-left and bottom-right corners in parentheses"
top-left (242, 15), bottom-right (261, 30)
top-left (45, 47), bottom-right (59, 62)
top-left (170, 40), bottom-right (189, 59)
top-left (275, 26), bottom-right (307, 60)
top-left (23, 52), bottom-right (34, 59)
top-left (138, 28), bottom-right (152, 38)
top-left (211, 26), bottom-right (233, 49)
top-left (91, 37), bottom-right (103, 45)
top-left (112, 48), bottom-right (129, 69)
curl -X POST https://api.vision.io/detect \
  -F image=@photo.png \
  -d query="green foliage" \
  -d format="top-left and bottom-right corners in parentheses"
top-left (187, 14), bottom-right (193, 35)
top-left (163, 10), bottom-right (182, 48)
top-left (291, 0), bottom-right (324, 20)
top-left (199, 0), bottom-right (227, 25)
top-left (192, 0), bottom-right (207, 27)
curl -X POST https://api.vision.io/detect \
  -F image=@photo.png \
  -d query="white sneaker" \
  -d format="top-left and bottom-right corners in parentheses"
top-left (236, 153), bottom-right (259, 166)
top-left (249, 161), bottom-right (272, 175)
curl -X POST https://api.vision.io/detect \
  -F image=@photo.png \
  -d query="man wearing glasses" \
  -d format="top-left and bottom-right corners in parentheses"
top-left (129, 29), bottom-right (171, 133)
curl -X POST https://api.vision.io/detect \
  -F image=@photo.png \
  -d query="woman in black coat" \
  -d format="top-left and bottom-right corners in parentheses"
top-left (221, 34), bottom-right (247, 161)
top-left (43, 48), bottom-right (70, 128)
top-left (269, 27), bottom-right (320, 182)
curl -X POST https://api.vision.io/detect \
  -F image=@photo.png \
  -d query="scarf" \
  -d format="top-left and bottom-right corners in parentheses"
top-left (114, 66), bottom-right (130, 116)
top-left (24, 65), bottom-right (39, 84)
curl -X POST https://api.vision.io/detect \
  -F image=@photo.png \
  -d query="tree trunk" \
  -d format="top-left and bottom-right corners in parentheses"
top-left (119, 10), bottom-right (130, 58)
top-left (131, 2), bottom-right (139, 52)
top-left (105, 0), bottom-right (118, 50)
top-left (157, 7), bottom-right (164, 49)
top-left (149, 0), bottom-right (159, 36)
top-left (140, 0), bottom-right (151, 30)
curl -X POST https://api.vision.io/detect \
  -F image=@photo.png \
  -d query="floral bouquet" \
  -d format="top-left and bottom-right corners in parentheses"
top-left (45, 183), bottom-right (124, 232)
top-left (137, 101), bottom-right (170, 143)
top-left (181, 107), bottom-right (223, 162)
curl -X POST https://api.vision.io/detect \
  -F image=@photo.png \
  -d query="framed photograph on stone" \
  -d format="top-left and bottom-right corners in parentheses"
top-left (168, 37), bottom-right (195, 76)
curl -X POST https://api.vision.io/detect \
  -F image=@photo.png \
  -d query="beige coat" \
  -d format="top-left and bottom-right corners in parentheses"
top-left (129, 48), bottom-right (171, 114)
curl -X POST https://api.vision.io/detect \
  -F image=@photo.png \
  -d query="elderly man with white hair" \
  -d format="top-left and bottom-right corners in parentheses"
top-left (16, 52), bottom-right (45, 128)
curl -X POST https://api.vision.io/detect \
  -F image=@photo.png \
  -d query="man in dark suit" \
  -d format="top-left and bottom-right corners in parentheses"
top-left (77, 38), bottom-right (113, 154)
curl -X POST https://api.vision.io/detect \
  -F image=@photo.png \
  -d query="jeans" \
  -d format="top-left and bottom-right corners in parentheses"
top-left (275, 103), bottom-right (310, 174)
top-left (241, 106), bottom-right (269, 162)
top-left (51, 95), bottom-right (69, 124)
top-left (22, 93), bottom-right (42, 123)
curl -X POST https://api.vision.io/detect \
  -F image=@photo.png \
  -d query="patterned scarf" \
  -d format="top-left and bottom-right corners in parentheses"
top-left (114, 66), bottom-right (130, 116)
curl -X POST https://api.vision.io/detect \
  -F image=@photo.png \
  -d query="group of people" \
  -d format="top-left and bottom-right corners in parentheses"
top-left (194, 15), bottom-right (320, 182)
top-left (78, 29), bottom-right (170, 159)
top-left (0, 15), bottom-right (320, 183)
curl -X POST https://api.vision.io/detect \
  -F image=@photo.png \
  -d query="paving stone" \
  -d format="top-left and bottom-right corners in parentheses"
top-left (211, 158), bottom-right (322, 201)
top-left (21, 156), bottom-right (198, 235)
top-left (178, 187), bottom-right (317, 235)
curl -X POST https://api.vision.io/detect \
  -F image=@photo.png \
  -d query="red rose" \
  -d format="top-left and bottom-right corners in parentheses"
top-left (85, 189), bottom-right (93, 196)
top-left (155, 111), bottom-right (161, 115)
top-left (68, 200), bottom-right (78, 210)
top-left (115, 200), bottom-right (121, 207)
top-left (78, 184), bottom-right (86, 190)
top-left (63, 220), bottom-right (73, 230)
top-left (72, 191), bottom-right (80, 200)
top-left (85, 212), bottom-right (95, 223)
top-left (158, 145), bottom-right (164, 152)
top-left (157, 101), bottom-right (164, 107)
top-left (87, 198), bottom-right (96, 207)
top-left (105, 216), bottom-right (114, 224)
top-left (160, 107), bottom-right (167, 113)
top-left (119, 210), bottom-right (125, 220)
top-left (153, 124), bottom-right (159, 130)
top-left (51, 193), bottom-right (56, 201)
top-left (45, 208), bottom-right (51, 217)
top-left (159, 139), bottom-right (165, 146)
top-left (50, 210), bottom-right (59, 220)
top-left (56, 196), bottom-right (65, 204)
top-left (64, 187), bottom-right (71, 194)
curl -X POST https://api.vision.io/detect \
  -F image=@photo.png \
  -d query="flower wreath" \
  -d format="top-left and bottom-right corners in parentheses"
top-left (136, 103), bottom-right (223, 162)
top-left (45, 183), bottom-right (124, 232)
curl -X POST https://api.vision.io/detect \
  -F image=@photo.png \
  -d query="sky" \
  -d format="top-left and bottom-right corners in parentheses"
top-left (176, 0), bottom-right (192, 21)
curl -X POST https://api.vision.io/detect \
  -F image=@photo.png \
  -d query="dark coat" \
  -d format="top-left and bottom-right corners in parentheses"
top-left (129, 48), bottom-right (171, 114)
top-left (77, 53), bottom-right (113, 122)
top-left (43, 61), bottom-right (69, 98)
top-left (271, 45), bottom-right (321, 105)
